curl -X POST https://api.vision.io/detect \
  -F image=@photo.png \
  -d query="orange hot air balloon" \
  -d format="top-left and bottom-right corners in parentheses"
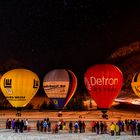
top-left (43, 69), bottom-right (77, 110)
top-left (131, 72), bottom-right (140, 98)
top-left (0, 69), bottom-right (40, 110)
top-left (84, 64), bottom-right (123, 118)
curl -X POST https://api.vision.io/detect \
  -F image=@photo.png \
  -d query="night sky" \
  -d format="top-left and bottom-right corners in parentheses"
top-left (1, 1), bottom-right (140, 91)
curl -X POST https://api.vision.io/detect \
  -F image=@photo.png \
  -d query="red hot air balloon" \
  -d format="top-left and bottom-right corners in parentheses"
top-left (84, 64), bottom-right (123, 118)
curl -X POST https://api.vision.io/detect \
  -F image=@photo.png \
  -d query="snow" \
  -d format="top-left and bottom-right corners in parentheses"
top-left (0, 129), bottom-right (140, 140)
top-left (0, 110), bottom-right (140, 140)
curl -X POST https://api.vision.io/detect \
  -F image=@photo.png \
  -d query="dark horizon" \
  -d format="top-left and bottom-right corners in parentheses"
top-left (1, 1), bottom-right (140, 93)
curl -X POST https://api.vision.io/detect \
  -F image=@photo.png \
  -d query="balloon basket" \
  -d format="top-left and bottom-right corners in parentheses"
top-left (58, 111), bottom-right (63, 117)
top-left (98, 108), bottom-right (109, 119)
top-left (102, 113), bottom-right (108, 119)
top-left (16, 111), bottom-right (21, 117)
top-left (16, 107), bottom-right (22, 117)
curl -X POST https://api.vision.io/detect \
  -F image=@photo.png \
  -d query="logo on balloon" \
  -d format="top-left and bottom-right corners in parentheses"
top-left (43, 81), bottom-right (69, 98)
top-left (90, 76), bottom-right (118, 86)
top-left (33, 79), bottom-right (39, 88)
top-left (4, 78), bottom-right (13, 94)
top-left (53, 99), bottom-right (58, 105)
top-left (131, 72), bottom-right (140, 96)
top-left (44, 84), bottom-right (66, 91)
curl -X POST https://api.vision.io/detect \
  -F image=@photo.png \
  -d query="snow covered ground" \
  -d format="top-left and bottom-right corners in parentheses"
top-left (0, 109), bottom-right (140, 140)
top-left (0, 129), bottom-right (140, 140)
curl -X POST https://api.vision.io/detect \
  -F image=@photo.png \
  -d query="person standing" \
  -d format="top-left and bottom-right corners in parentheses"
top-left (6, 119), bottom-right (9, 129)
top-left (96, 121), bottom-right (100, 135)
top-left (24, 119), bottom-right (28, 130)
top-left (55, 123), bottom-right (59, 133)
top-left (103, 122), bottom-right (107, 134)
top-left (82, 121), bottom-right (86, 133)
top-left (131, 120), bottom-right (137, 136)
top-left (100, 121), bottom-right (104, 134)
top-left (47, 121), bottom-right (51, 132)
top-left (74, 121), bottom-right (79, 133)
top-left (40, 120), bottom-right (43, 132)
top-left (78, 120), bottom-right (82, 133)
top-left (20, 120), bottom-right (24, 133)
top-left (8, 119), bottom-right (11, 129)
top-left (137, 121), bottom-right (140, 135)
top-left (43, 120), bottom-right (47, 132)
top-left (36, 120), bottom-right (40, 131)
top-left (69, 121), bottom-right (73, 133)
top-left (12, 119), bottom-right (15, 130)
top-left (110, 122), bottom-right (115, 136)
top-left (91, 121), bottom-right (96, 132)
top-left (115, 123), bottom-right (120, 136)
top-left (15, 119), bottom-right (20, 133)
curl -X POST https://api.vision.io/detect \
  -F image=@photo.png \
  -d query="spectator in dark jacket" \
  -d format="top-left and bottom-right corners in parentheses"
top-left (20, 120), bottom-right (24, 133)
top-left (69, 121), bottom-right (73, 133)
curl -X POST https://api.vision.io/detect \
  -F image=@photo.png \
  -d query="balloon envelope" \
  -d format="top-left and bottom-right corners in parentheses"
top-left (84, 64), bottom-right (123, 109)
top-left (43, 69), bottom-right (77, 109)
top-left (0, 69), bottom-right (40, 108)
top-left (131, 72), bottom-right (140, 98)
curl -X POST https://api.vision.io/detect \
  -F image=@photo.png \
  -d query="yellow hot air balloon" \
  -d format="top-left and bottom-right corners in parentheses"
top-left (131, 72), bottom-right (140, 98)
top-left (0, 69), bottom-right (40, 108)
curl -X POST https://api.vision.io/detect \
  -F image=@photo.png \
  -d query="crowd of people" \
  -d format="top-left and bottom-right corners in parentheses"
top-left (5, 118), bottom-right (140, 136)
top-left (6, 118), bottom-right (29, 133)
top-left (36, 118), bottom-right (86, 134)
top-left (110, 119), bottom-right (140, 136)
top-left (36, 118), bottom-right (51, 132)
top-left (35, 118), bottom-right (140, 136)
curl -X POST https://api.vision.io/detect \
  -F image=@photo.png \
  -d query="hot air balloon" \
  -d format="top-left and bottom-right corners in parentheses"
top-left (43, 69), bottom-right (77, 110)
top-left (84, 64), bottom-right (123, 118)
top-left (131, 72), bottom-right (140, 98)
top-left (0, 69), bottom-right (40, 115)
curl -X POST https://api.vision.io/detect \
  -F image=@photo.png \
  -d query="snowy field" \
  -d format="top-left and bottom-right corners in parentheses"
top-left (0, 129), bottom-right (140, 140)
top-left (0, 109), bottom-right (140, 140)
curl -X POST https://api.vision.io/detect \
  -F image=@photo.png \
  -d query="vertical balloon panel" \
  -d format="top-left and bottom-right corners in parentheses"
top-left (63, 70), bottom-right (77, 108)
top-left (0, 69), bottom-right (40, 108)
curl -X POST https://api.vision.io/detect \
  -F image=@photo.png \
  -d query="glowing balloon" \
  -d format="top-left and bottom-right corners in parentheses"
top-left (84, 64), bottom-right (123, 111)
top-left (131, 72), bottom-right (140, 98)
top-left (0, 69), bottom-right (40, 108)
top-left (43, 69), bottom-right (77, 109)
top-left (0, 74), bottom-right (2, 92)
